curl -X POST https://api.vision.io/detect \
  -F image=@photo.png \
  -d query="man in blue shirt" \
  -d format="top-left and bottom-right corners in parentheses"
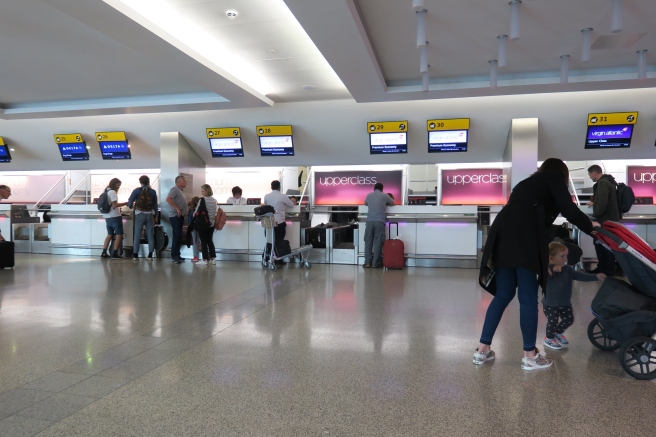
top-left (127, 175), bottom-right (158, 260)
top-left (363, 182), bottom-right (395, 268)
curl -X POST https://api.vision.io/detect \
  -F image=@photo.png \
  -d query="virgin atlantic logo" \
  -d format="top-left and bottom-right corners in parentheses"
top-left (319, 176), bottom-right (378, 186)
top-left (446, 174), bottom-right (507, 185)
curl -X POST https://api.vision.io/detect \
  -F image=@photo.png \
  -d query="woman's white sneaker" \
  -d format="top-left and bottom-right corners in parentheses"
top-left (521, 349), bottom-right (553, 370)
top-left (473, 348), bottom-right (495, 365)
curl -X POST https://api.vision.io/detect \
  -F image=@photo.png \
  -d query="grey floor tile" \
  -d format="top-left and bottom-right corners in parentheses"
top-left (0, 389), bottom-right (53, 417)
top-left (60, 376), bottom-right (129, 399)
top-left (152, 338), bottom-right (202, 353)
top-left (129, 348), bottom-right (182, 365)
top-left (15, 393), bottom-right (96, 422)
top-left (0, 415), bottom-right (55, 437)
top-left (173, 330), bottom-right (218, 342)
top-left (58, 356), bottom-right (122, 376)
top-left (21, 372), bottom-right (90, 393)
top-left (98, 360), bottom-right (160, 380)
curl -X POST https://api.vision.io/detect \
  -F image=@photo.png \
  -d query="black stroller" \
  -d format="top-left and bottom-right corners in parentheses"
top-left (587, 221), bottom-right (656, 380)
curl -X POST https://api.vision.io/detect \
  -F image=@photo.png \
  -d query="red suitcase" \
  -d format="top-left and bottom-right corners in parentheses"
top-left (383, 222), bottom-right (404, 270)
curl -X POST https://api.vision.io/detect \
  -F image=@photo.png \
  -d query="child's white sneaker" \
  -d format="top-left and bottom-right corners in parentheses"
top-left (555, 333), bottom-right (569, 346)
top-left (521, 349), bottom-right (553, 370)
top-left (543, 337), bottom-right (562, 350)
top-left (473, 348), bottom-right (495, 365)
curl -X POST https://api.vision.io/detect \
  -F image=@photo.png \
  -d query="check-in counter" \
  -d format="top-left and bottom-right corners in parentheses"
top-left (358, 205), bottom-right (479, 268)
top-left (0, 205), bottom-right (10, 241)
top-left (48, 205), bottom-right (135, 256)
top-left (209, 205), bottom-right (309, 262)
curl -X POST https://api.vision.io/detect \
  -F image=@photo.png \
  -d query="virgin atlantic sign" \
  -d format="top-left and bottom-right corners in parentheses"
top-left (314, 170), bottom-right (403, 205)
top-left (441, 168), bottom-right (507, 205)
top-left (627, 166), bottom-right (656, 201)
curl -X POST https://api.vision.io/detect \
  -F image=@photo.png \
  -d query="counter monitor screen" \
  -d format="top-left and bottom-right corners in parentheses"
top-left (210, 137), bottom-right (244, 158)
top-left (259, 135), bottom-right (294, 156)
top-left (369, 132), bottom-right (407, 154)
top-left (99, 141), bottom-right (131, 160)
top-left (58, 143), bottom-right (89, 161)
top-left (585, 125), bottom-right (633, 149)
top-left (0, 145), bottom-right (11, 162)
top-left (428, 130), bottom-right (468, 153)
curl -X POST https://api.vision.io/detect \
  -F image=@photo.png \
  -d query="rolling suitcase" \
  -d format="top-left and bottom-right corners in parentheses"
top-left (383, 222), bottom-right (404, 270)
top-left (0, 241), bottom-right (15, 269)
top-left (154, 225), bottom-right (169, 253)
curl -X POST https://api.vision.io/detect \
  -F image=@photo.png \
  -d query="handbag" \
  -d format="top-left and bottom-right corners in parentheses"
top-left (193, 198), bottom-right (211, 232)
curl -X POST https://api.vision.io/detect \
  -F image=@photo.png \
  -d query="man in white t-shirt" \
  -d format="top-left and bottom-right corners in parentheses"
top-left (101, 178), bottom-right (127, 259)
top-left (227, 186), bottom-right (247, 205)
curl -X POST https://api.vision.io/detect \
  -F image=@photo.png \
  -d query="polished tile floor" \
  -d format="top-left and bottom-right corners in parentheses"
top-left (0, 254), bottom-right (654, 436)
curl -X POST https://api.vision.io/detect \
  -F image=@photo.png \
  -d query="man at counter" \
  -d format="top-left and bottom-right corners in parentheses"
top-left (264, 180), bottom-right (294, 242)
top-left (363, 182), bottom-right (395, 268)
top-left (0, 185), bottom-right (10, 242)
top-left (165, 175), bottom-right (188, 264)
top-left (101, 178), bottom-right (128, 259)
top-left (127, 175), bottom-right (158, 261)
top-left (227, 186), bottom-right (247, 205)
top-left (586, 165), bottom-right (621, 275)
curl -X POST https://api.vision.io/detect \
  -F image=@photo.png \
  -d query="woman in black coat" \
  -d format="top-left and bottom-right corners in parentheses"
top-left (474, 158), bottom-right (599, 370)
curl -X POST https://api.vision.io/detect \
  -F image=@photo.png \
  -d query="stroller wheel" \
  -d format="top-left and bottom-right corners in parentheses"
top-left (619, 337), bottom-right (656, 380)
top-left (587, 319), bottom-right (621, 351)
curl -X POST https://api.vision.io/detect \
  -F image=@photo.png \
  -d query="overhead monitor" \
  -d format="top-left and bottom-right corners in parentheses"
top-left (585, 112), bottom-right (637, 149)
top-left (57, 143), bottom-right (89, 161)
top-left (427, 118), bottom-right (470, 153)
top-left (207, 127), bottom-right (243, 158)
top-left (368, 121), bottom-right (408, 154)
top-left (0, 140), bottom-right (11, 163)
top-left (257, 125), bottom-right (294, 156)
top-left (95, 131), bottom-right (131, 160)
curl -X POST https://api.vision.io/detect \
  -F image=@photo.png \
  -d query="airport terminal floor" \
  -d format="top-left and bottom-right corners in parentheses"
top-left (0, 255), bottom-right (654, 436)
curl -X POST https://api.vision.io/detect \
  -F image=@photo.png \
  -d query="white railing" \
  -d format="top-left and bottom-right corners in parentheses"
top-left (33, 172), bottom-right (68, 212)
top-left (60, 172), bottom-right (91, 204)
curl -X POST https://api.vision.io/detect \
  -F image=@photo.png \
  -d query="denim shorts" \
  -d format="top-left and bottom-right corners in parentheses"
top-left (105, 216), bottom-right (124, 236)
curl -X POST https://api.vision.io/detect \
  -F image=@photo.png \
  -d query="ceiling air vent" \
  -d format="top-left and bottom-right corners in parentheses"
top-left (592, 33), bottom-right (645, 50)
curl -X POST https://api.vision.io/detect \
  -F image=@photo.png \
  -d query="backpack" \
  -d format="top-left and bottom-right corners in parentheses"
top-left (135, 187), bottom-right (153, 211)
top-left (97, 188), bottom-right (112, 214)
top-left (616, 183), bottom-right (635, 215)
top-left (215, 207), bottom-right (227, 231)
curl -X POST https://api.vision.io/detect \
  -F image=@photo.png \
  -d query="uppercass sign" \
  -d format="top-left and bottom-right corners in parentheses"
top-left (445, 173), bottom-right (507, 185)
top-left (633, 172), bottom-right (656, 183)
top-left (318, 175), bottom-right (378, 186)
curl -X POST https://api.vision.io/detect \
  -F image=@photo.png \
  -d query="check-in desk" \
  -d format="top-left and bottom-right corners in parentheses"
top-left (358, 205), bottom-right (479, 268)
top-left (209, 205), bottom-right (308, 262)
top-left (49, 205), bottom-right (135, 256)
top-left (0, 205), bottom-right (10, 242)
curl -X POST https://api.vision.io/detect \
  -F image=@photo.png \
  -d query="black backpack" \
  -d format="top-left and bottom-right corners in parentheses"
top-left (616, 183), bottom-right (635, 215)
top-left (135, 187), bottom-right (153, 211)
top-left (97, 188), bottom-right (111, 214)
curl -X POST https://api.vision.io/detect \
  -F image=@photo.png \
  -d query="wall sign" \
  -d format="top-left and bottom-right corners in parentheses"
top-left (206, 127), bottom-right (243, 158)
top-left (95, 131), bottom-right (131, 160)
top-left (257, 125), bottom-right (294, 156)
top-left (627, 166), bottom-right (656, 204)
top-left (54, 133), bottom-right (88, 161)
top-left (367, 121), bottom-right (408, 154)
top-left (314, 170), bottom-right (403, 205)
top-left (0, 137), bottom-right (11, 163)
top-left (585, 112), bottom-right (638, 149)
top-left (441, 168), bottom-right (507, 205)
top-left (427, 118), bottom-right (470, 153)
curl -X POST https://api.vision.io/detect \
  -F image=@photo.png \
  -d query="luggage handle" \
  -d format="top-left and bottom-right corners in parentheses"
top-left (388, 222), bottom-right (399, 239)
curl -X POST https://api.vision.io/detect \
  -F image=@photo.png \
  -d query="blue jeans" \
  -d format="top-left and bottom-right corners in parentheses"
top-left (133, 213), bottom-right (154, 255)
top-left (479, 267), bottom-right (539, 352)
top-left (169, 215), bottom-right (184, 261)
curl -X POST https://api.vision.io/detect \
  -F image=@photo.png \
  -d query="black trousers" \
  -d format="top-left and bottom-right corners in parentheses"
top-left (199, 227), bottom-right (216, 260)
top-left (543, 305), bottom-right (574, 339)
top-left (274, 222), bottom-right (287, 242)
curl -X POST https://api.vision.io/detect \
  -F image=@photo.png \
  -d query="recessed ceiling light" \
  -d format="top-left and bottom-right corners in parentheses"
top-left (267, 49), bottom-right (277, 54)
top-left (9, 148), bottom-right (15, 152)
top-left (302, 85), bottom-right (317, 90)
top-left (226, 10), bottom-right (238, 19)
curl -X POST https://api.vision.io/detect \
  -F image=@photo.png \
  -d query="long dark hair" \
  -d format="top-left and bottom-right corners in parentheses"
top-left (108, 178), bottom-right (122, 191)
top-left (537, 158), bottom-right (569, 185)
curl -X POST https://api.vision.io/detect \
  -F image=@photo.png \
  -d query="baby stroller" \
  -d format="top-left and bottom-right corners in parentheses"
top-left (587, 221), bottom-right (656, 380)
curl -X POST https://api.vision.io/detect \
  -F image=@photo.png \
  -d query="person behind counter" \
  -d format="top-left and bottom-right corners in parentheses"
top-left (227, 186), bottom-right (247, 205)
top-left (165, 175), bottom-right (188, 264)
top-left (363, 182), bottom-right (395, 268)
top-left (127, 175), bottom-right (158, 261)
top-left (0, 185), bottom-right (10, 242)
top-left (289, 196), bottom-right (298, 206)
top-left (475, 158), bottom-right (599, 371)
top-left (264, 180), bottom-right (294, 242)
top-left (100, 178), bottom-right (128, 259)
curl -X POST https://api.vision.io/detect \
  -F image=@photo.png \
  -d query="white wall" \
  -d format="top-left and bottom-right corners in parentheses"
top-left (1, 88), bottom-right (655, 171)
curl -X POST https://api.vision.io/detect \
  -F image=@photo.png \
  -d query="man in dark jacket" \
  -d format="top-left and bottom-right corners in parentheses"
top-left (587, 165), bottom-right (621, 275)
top-left (127, 175), bottom-right (158, 261)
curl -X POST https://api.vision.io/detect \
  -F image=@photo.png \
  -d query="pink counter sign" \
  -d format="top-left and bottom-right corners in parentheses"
top-left (627, 166), bottom-right (656, 201)
top-left (441, 168), bottom-right (508, 205)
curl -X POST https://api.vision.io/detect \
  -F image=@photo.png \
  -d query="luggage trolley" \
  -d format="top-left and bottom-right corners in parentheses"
top-left (256, 212), bottom-right (312, 271)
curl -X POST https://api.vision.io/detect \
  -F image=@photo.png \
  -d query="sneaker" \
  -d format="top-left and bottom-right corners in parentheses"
top-left (197, 259), bottom-right (208, 265)
top-left (473, 348), bottom-right (495, 365)
top-left (147, 252), bottom-right (153, 261)
top-left (363, 264), bottom-right (372, 268)
top-left (100, 252), bottom-right (110, 258)
top-left (543, 337), bottom-right (562, 350)
top-left (555, 333), bottom-right (569, 346)
top-left (111, 253), bottom-right (122, 259)
top-left (521, 349), bottom-right (553, 370)
top-left (132, 255), bottom-right (138, 261)
top-left (172, 259), bottom-right (182, 264)
top-left (210, 259), bottom-right (216, 265)
top-left (191, 257), bottom-right (200, 263)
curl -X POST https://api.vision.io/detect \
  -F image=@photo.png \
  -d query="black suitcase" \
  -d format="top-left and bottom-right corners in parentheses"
top-left (0, 241), bottom-right (15, 269)
top-left (154, 225), bottom-right (168, 252)
top-left (254, 205), bottom-right (275, 216)
top-left (265, 240), bottom-right (292, 261)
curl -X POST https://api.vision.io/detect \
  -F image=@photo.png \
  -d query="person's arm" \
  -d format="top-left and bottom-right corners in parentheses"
top-left (592, 181), bottom-right (610, 218)
top-left (0, 230), bottom-right (4, 242)
top-left (387, 195), bottom-right (395, 206)
top-left (152, 190), bottom-right (158, 209)
top-left (126, 189), bottom-right (137, 209)
top-left (166, 195), bottom-right (181, 216)
top-left (282, 196), bottom-right (294, 208)
top-left (571, 268), bottom-right (604, 282)
top-left (546, 174), bottom-right (594, 235)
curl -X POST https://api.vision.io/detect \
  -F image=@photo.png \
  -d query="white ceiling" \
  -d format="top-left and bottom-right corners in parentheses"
top-left (1, 0), bottom-right (655, 119)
